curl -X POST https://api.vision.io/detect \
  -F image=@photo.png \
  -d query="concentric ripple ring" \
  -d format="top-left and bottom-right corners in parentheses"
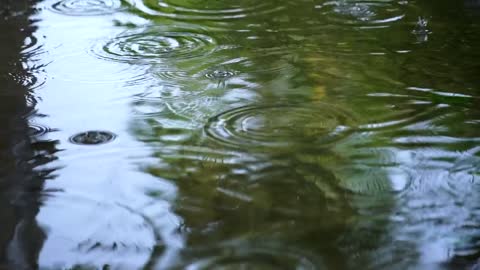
top-left (91, 29), bottom-right (216, 64)
top-left (129, 0), bottom-right (287, 20)
top-left (205, 103), bottom-right (356, 149)
top-left (186, 240), bottom-right (323, 270)
top-left (50, 0), bottom-right (124, 16)
top-left (29, 124), bottom-right (55, 137)
top-left (315, 0), bottom-right (406, 27)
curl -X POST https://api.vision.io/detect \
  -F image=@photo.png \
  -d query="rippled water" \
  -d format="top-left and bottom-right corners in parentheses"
top-left (205, 103), bottom-right (355, 149)
top-left (2, 0), bottom-right (480, 269)
top-left (50, 0), bottom-right (124, 15)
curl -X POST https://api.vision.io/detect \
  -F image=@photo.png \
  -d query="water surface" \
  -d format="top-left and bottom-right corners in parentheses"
top-left (2, 0), bottom-right (480, 269)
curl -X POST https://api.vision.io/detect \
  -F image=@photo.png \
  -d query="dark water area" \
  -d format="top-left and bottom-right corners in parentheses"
top-left (1, 0), bottom-right (480, 269)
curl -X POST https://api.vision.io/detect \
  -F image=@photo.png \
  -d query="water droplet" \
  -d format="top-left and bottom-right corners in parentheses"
top-left (412, 17), bottom-right (431, 43)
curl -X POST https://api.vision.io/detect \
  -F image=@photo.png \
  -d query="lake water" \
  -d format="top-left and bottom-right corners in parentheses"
top-left (1, 0), bottom-right (480, 269)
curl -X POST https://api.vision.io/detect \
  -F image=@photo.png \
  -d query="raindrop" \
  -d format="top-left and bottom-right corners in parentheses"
top-left (205, 69), bottom-right (236, 80)
top-left (412, 17), bottom-right (431, 43)
top-left (315, 0), bottom-right (406, 27)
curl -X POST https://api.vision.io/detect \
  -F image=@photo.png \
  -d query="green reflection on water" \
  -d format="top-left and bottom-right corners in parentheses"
top-left (119, 0), bottom-right (480, 268)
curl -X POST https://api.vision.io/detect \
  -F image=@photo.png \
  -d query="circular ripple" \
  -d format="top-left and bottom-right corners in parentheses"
top-left (151, 51), bottom-right (298, 88)
top-left (205, 69), bottom-right (236, 80)
top-left (315, 0), bottom-right (406, 27)
top-left (69, 131), bottom-right (117, 145)
top-left (131, 0), bottom-right (286, 20)
top-left (186, 241), bottom-right (322, 270)
top-left (447, 155), bottom-right (480, 194)
top-left (29, 124), bottom-right (54, 137)
top-left (38, 192), bottom-right (159, 269)
top-left (205, 104), bottom-right (356, 149)
top-left (152, 65), bottom-right (239, 90)
top-left (50, 0), bottom-right (123, 16)
top-left (91, 29), bottom-right (216, 64)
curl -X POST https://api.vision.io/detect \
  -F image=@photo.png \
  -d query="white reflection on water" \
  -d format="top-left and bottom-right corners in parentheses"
top-left (31, 3), bottom-right (185, 268)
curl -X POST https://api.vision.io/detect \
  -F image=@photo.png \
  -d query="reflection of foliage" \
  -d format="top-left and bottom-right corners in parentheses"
top-left (126, 0), bottom-right (480, 267)
top-left (125, 2), bottom-right (398, 266)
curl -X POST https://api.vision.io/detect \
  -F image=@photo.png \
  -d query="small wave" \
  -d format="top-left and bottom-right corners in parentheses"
top-left (50, 0), bottom-right (124, 16)
top-left (205, 103), bottom-right (356, 149)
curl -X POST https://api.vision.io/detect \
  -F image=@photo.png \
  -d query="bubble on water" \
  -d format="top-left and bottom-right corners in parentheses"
top-left (69, 131), bottom-right (117, 145)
